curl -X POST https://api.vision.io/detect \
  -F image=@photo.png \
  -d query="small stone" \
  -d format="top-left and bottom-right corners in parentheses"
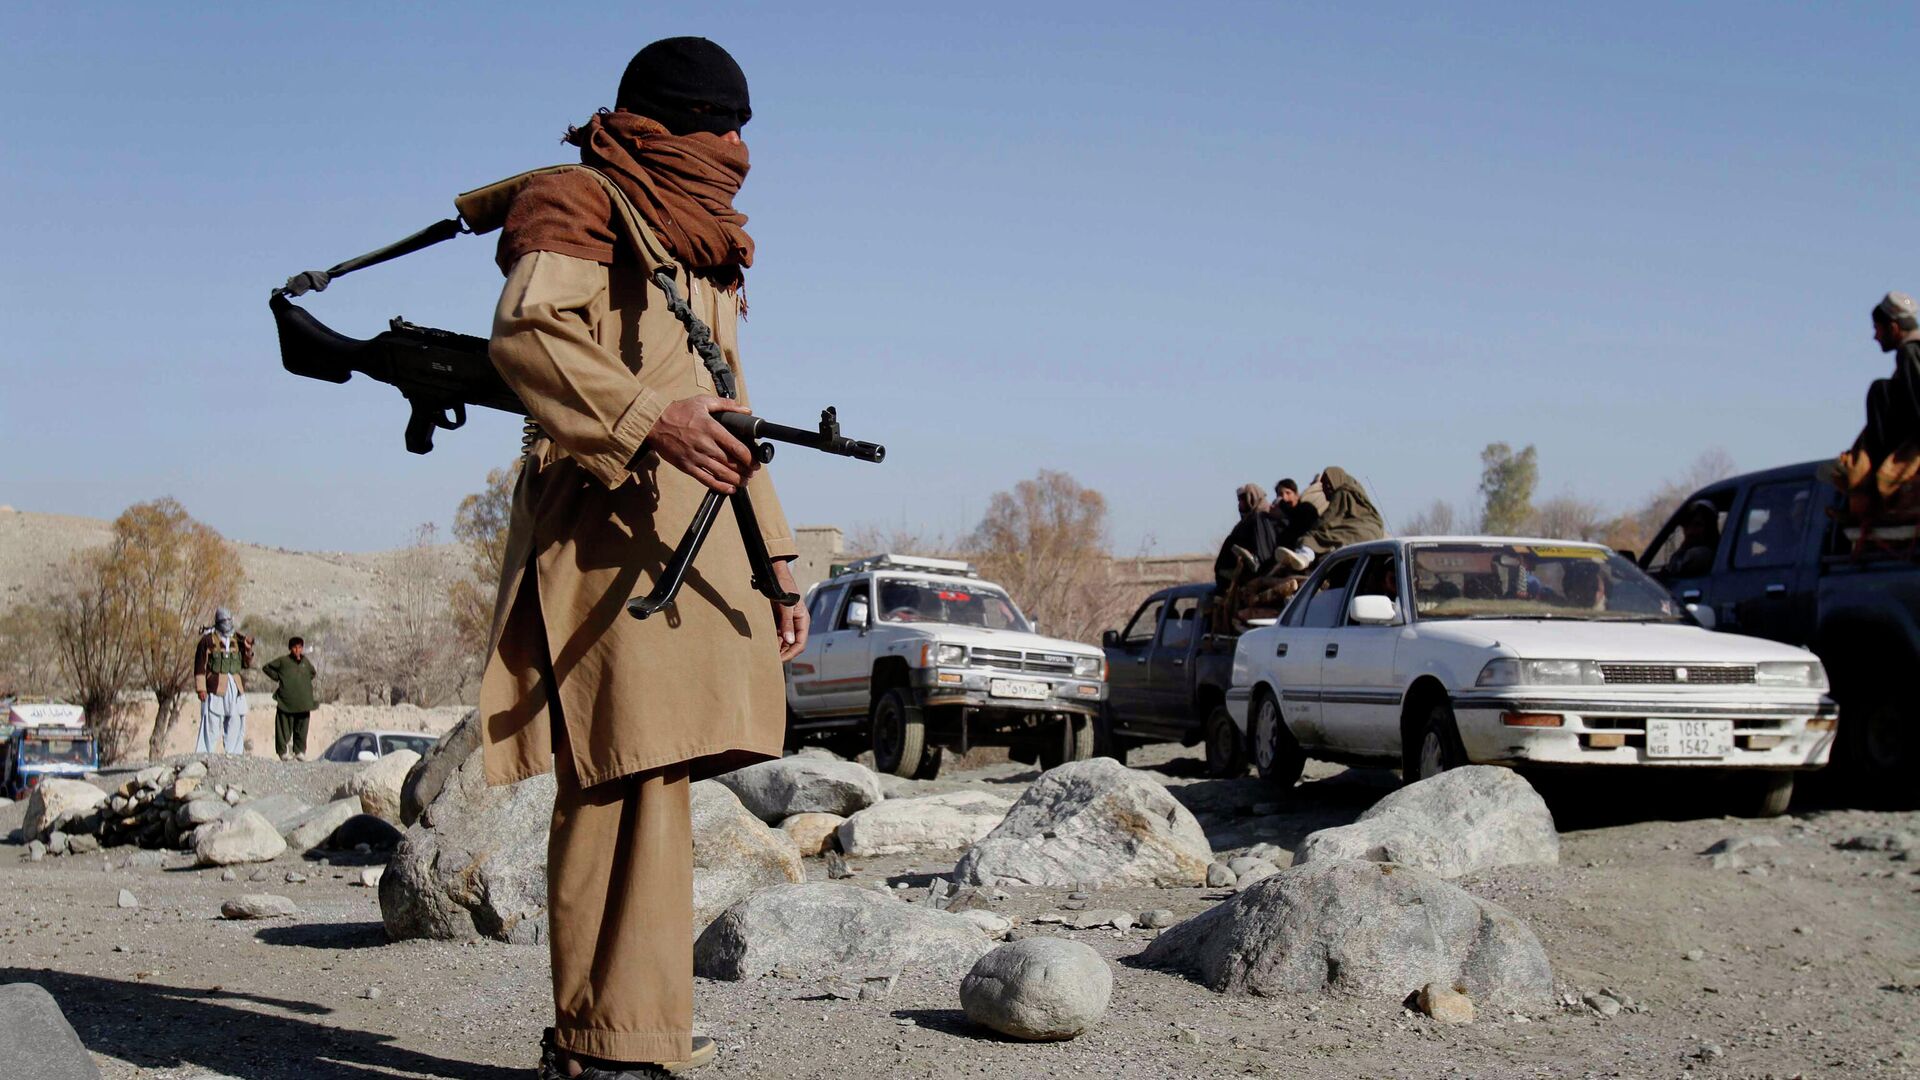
top-left (1175, 1025), bottom-right (1201, 1045)
top-left (27, 840), bottom-right (46, 862)
top-left (220, 893), bottom-right (300, 920)
top-left (1067, 908), bottom-right (1132, 931)
top-left (361, 985), bottom-right (382, 1001)
top-left (1417, 982), bottom-right (1475, 1025)
top-left (1794, 925), bottom-right (1812, 935)
top-left (960, 938), bottom-right (1112, 1041)
top-left (1205, 862), bottom-right (1234, 888)
top-left (1683, 948), bottom-right (1705, 962)
top-left (861, 973), bottom-right (899, 1002)
top-left (357, 867), bottom-right (384, 888)
top-left (1233, 862), bottom-right (1280, 890)
top-left (825, 851), bottom-right (854, 879)
top-left (1583, 992), bottom-right (1621, 1018)
top-left (67, 834), bottom-right (100, 856)
top-left (116, 889), bottom-right (138, 909)
top-left (1139, 909), bottom-right (1176, 929)
top-left (958, 909), bottom-right (1014, 939)
top-left (1067, 891), bottom-right (1090, 901)
top-left (1694, 1042), bottom-right (1725, 1061)
top-left (180, 761), bottom-right (208, 779)
top-left (283, 871), bottom-right (308, 884)
top-left (219, 868), bottom-right (238, 882)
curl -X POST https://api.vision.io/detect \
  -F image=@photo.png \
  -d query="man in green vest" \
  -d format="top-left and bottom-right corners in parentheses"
top-left (262, 637), bottom-right (318, 761)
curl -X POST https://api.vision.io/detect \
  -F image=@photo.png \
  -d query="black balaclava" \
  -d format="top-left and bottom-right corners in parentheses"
top-left (615, 37), bottom-right (751, 137)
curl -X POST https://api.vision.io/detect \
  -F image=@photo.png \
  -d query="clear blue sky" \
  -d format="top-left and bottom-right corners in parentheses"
top-left (1, 3), bottom-right (1910, 555)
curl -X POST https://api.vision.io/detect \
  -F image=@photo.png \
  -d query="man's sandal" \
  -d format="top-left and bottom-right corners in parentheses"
top-left (539, 1029), bottom-right (716, 1078)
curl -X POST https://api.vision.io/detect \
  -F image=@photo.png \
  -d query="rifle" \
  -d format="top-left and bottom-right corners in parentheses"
top-left (270, 221), bottom-right (883, 620)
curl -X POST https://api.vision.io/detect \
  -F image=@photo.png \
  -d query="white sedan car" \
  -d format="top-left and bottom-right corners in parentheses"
top-left (1225, 537), bottom-right (1837, 816)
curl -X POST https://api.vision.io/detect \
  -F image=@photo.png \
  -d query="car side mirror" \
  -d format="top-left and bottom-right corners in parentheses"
top-left (1686, 603), bottom-right (1716, 631)
top-left (1101, 629), bottom-right (1119, 648)
top-left (848, 600), bottom-right (870, 630)
top-left (356, 750), bottom-right (377, 763)
top-left (1349, 594), bottom-right (1399, 626)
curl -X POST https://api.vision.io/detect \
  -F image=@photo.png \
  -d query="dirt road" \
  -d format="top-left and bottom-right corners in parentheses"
top-left (2, 747), bottom-right (1915, 1079)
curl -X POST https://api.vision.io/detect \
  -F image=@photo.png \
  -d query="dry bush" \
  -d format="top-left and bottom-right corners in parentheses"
top-left (1528, 495), bottom-right (1607, 542)
top-left (966, 470), bottom-right (1129, 644)
top-left (48, 549), bottom-right (142, 763)
top-left (342, 524), bottom-right (466, 706)
top-left (449, 461), bottom-right (519, 662)
top-left (0, 603), bottom-right (64, 700)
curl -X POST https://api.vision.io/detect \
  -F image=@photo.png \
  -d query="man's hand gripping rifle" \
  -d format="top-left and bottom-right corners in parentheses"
top-left (270, 248), bottom-right (882, 620)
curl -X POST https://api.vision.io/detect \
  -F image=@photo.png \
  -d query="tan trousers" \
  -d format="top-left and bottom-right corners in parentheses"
top-left (549, 717), bottom-right (694, 1063)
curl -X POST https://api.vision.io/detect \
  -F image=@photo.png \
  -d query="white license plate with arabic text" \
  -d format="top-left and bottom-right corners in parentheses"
top-left (1645, 718), bottom-right (1733, 759)
top-left (990, 678), bottom-right (1052, 701)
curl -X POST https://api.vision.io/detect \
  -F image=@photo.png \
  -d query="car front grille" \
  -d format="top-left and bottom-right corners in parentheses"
top-left (970, 648), bottom-right (1078, 676)
top-left (1598, 664), bottom-right (1755, 685)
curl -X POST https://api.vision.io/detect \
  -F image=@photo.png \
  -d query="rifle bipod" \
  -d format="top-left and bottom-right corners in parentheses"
top-left (626, 438), bottom-right (796, 620)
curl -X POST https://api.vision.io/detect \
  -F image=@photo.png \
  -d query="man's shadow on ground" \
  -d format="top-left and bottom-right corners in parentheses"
top-left (0, 968), bottom-right (520, 1080)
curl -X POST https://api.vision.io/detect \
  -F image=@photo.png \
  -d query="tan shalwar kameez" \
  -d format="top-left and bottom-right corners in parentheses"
top-left (474, 169), bottom-right (791, 1063)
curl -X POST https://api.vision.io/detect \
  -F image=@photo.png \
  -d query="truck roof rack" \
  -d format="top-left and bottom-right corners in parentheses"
top-left (836, 553), bottom-right (979, 578)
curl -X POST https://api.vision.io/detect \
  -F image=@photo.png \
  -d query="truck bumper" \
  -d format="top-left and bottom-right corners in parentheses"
top-left (912, 666), bottom-right (1105, 717)
top-left (1449, 692), bottom-right (1838, 770)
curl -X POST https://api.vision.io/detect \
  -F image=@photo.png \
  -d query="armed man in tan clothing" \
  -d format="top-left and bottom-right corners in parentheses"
top-left (475, 38), bottom-right (808, 1079)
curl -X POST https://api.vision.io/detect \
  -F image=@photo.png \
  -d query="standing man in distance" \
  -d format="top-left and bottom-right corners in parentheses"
top-left (262, 637), bottom-right (318, 761)
top-left (193, 607), bottom-right (253, 754)
top-left (477, 37), bottom-right (808, 1078)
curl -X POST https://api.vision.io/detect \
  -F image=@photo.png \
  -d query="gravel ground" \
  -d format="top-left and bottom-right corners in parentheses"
top-left (2, 745), bottom-right (1916, 1079)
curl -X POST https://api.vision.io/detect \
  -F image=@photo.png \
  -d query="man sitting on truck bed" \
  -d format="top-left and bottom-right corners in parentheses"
top-left (1277, 466), bottom-right (1387, 570)
top-left (1214, 483), bottom-right (1280, 590)
top-left (1837, 291), bottom-right (1920, 516)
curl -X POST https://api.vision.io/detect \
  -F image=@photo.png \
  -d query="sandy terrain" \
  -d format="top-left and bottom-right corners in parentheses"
top-left (2, 742), bottom-right (1915, 1080)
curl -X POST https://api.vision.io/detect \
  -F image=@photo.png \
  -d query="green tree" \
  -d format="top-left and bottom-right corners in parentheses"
top-left (1479, 443), bottom-right (1539, 536)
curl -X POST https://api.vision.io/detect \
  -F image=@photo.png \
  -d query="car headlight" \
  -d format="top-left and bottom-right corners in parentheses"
top-left (1073, 655), bottom-right (1105, 680)
top-left (1756, 661), bottom-right (1828, 690)
top-left (922, 642), bottom-right (967, 667)
top-left (1475, 658), bottom-right (1601, 687)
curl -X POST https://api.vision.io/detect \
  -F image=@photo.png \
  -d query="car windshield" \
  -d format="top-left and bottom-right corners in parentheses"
top-left (875, 578), bottom-right (1031, 631)
top-left (22, 736), bottom-right (94, 766)
top-left (1410, 543), bottom-right (1683, 623)
top-left (380, 735), bottom-right (436, 757)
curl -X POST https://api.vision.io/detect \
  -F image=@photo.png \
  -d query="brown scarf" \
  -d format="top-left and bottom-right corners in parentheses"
top-left (498, 110), bottom-right (753, 286)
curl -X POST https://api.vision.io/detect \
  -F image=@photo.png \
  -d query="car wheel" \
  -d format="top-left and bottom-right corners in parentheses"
top-left (1740, 772), bottom-right (1795, 818)
top-left (1250, 690), bottom-right (1305, 788)
top-left (1093, 704), bottom-right (1132, 766)
top-left (1407, 698), bottom-right (1467, 782)
top-left (871, 687), bottom-right (935, 779)
top-left (1204, 705), bottom-right (1248, 778)
top-left (1039, 716), bottom-right (1096, 772)
top-left (1835, 685), bottom-right (1914, 805)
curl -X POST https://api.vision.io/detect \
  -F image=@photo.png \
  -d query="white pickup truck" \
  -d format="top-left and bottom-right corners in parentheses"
top-left (785, 554), bottom-right (1107, 778)
top-left (1225, 537), bottom-right (1838, 816)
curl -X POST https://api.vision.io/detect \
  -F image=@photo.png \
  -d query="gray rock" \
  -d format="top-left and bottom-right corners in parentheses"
top-left (691, 781), bottom-right (807, 930)
top-left (0, 982), bottom-right (103, 1079)
top-left (694, 882), bottom-right (993, 981)
top-left (281, 798), bottom-right (362, 853)
top-left (357, 867), bottom-right (384, 888)
top-left (958, 909), bottom-right (1013, 939)
top-left (66, 834), bottom-right (99, 855)
top-left (118, 849), bottom-right (170, 870)
top-left (1584, 992), bottom-right (1621, 1018)
top-left (178, 760), bottom-right (208, 780)
top-left (837, 791), bottom-right (1012, 856)
top-left (176, 798), bottom-right (227, 828)
top-left (1418, 982), bottom-right (1475, 1024)
top-left (1705, 835), bottom-right (1781, 855)
top-left (225, 793), bottom-right (311, 834)
top-left (1226, 856), bottom-right (1268, 876)
top-left (1139, 860), bottom-right (1553, 1007)
top-left (116, 889), bottom-right (138, 909)
top-left (1207, 862), bottom-right (1235, 888)
top-left (340, 750), bottom-right (421, 823)
top-left (26, 840), bottom-right (46, 861)
top-left (46, 831), bottom-right (70, 857)
top-left (1836, 830), bottom-right (1916, 853)
top-left (1067, 908), bottom-right (1133, 931)
top-left (194, 810), bottom-right (287, 867)
top-left (778, 812), bottom-right (846, 857)
top-left (960, 938), bottom-right (1112, 1041)
top-left (219, 868), bottom-right (237, 882)
top-left (1296, 766), bottom-right (1558, 878)
top-left (1139, 908), bottom-right (1176, 929)
top-left (400, 711), bottom-right (476, 826)
top-left (1234, 861), bottom-right (1281, 890)
top-left (954, 759), bottom-right (1213, 888)
top-left (714, 757), bottom-right (884, 823)
top-left (23, 778), bottom-right (107, 840)
top-left (220, 893), bottom-right (299, 920)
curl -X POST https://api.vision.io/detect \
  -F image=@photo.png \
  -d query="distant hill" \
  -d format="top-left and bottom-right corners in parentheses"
top-left (0, 506), bottom-right (464, 633)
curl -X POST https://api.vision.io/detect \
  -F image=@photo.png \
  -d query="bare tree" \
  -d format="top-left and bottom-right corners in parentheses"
top-left (966, 470), bottom-right (1125, 644)
top-left (1400, 499), bottom-right (1467, 536)
top-left (49, 549), bottom-right (141, 763)
top-left (346, 524), bottom-right (463, 706)
top-left (94, 499), bottom-right (243, 761)
top-left (845, 524), bottom-right (960, 560)
top-left (1529, 495), bottom-right (1607, 542)
top-left (448, 461), bottom-right (519, 669)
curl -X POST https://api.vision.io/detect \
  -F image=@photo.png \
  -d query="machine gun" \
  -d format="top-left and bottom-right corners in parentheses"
top-left (270, 233), bottom-right (883, 619)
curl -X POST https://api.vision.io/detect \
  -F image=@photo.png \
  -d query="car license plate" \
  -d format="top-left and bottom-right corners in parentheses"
top-left (990, 678), bottom-right (1051, 701)
top-left (1645, 718), bottom-right (1733, 758)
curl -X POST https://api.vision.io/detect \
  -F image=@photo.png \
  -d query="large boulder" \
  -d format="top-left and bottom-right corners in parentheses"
top-left (224, 793), bottom-right (311, 834)
top-left (280, 798), bottom-right (362, 854)
top-left (713, 757), bottom-right (883, 823)
top-left (961, 938), bottom-right (1112, 1041)
top-left (1139, 860), bottom-right (1552, 1007)
top-left (193, 810), bottom-right (287, 867)
top-left (694, 882), bottom-right (993, 981)
top-left (400, 711), bottom-right (478, 826)
top-left (691, 781), bottom-right (807, 930)
top-left (838, 791), bottom-right (1013, 856)
top-left (340, 749), bottom-right (422, 823)
top-left (953, 759), bottom-right (1212, 887)
top-left (0, 982), bottom-right (103, 1080)
top-left (380, 741), bottom-right (553, 944)
top-left (1296, 766), bottom-right (1559, 878)
top-left (22, 779), bottom-right (107, 840)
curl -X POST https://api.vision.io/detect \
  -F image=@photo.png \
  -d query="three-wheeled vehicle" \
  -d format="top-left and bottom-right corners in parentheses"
top-left (1, 702), bottom-right (98, 800)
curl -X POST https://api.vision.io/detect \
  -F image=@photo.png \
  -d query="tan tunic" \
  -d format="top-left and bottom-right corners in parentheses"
top-left (477, 241), bottom-right (794, 790)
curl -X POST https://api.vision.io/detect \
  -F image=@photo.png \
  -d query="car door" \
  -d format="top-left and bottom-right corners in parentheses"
top-left (1106, 596), bottom-right (1166, 730)
top-left (1274, 554), bottom-right (1361, 748)
top-left (820, 581), bottom-right (877, 715)
top-left (1318, 552), bottom-right (1406, 755)
top-left (1149, 593), bottom-right (1202, 727)
top-left (1641, 485), bottom-right (1735, 616)
top-left (1712, 479), bottom-right (1818, 645)
top-left (786, 583), bottom-right (845, 715)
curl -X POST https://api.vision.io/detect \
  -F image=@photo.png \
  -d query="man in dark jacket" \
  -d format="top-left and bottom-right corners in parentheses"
top-left (1278, 467), bottom-right (1386, 570)
top-left (262, 637), bottom-right (318, 760)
